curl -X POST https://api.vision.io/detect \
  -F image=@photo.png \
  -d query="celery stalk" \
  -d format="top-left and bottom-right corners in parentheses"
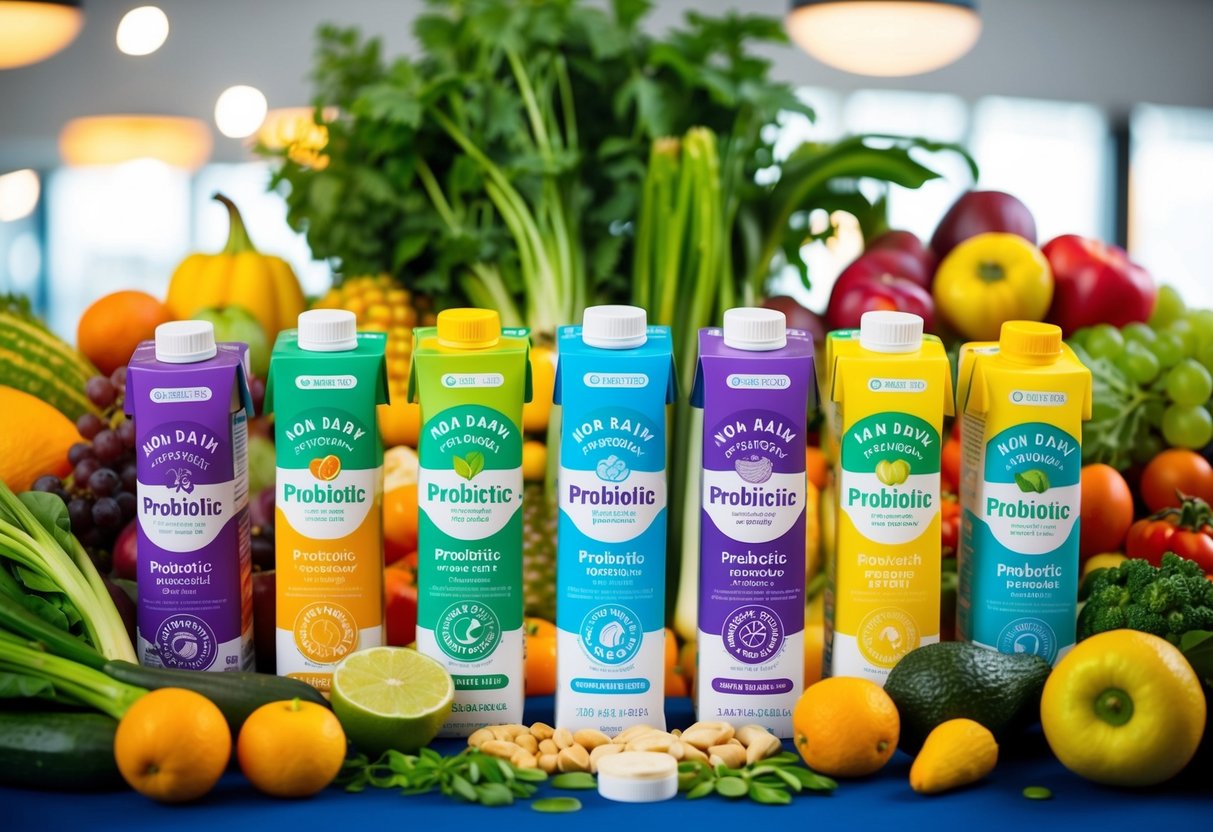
top-left (0, 633), bottom-right (145, 719)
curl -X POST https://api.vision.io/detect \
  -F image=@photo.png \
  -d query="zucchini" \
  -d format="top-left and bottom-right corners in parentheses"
top-left (0, 710), bottom-right (123, 790)
top-left (102, 660), bottom-right (329, 732)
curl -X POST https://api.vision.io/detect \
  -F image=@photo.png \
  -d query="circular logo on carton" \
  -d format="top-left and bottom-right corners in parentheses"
top-left (294, 602), bottom-right (358, 664)
top-left (155, 614), bottom-right (217, 671)
top-left (998, 618), bottom-right (1057, 663)
top-left (722, 605), bottom-right (784, 664)
top-left (580, 604), bottom-right (642, 665)
top-left (437, 601), bottom-right (500, 662)
top-left (858, 608), bottom-right (920, 668)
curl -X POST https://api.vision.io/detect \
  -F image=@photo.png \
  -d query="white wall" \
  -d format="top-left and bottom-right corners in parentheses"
top-left (1, 0), bottom-right (1212, 170)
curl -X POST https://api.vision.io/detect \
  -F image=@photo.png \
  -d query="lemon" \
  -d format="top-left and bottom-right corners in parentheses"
top-left (1081, 552), bottom-right (1125, 580)
top-left (1041, 630), bottom-right (1206, 786)
top-left (331, 646), bottom-right (455, 757)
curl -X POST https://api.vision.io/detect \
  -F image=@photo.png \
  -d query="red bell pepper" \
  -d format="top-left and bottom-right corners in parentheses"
top-left (1125, 495), bottom-right (1213, 573)
top-left (1043, 235), bottom-right (1156, 336)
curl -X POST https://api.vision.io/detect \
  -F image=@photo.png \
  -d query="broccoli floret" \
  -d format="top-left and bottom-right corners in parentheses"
top-left (1077, 553), bottom-right (1213, 642)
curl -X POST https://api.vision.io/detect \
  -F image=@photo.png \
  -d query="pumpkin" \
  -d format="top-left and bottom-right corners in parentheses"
top-left (165, 193), bottom-right (306, 343)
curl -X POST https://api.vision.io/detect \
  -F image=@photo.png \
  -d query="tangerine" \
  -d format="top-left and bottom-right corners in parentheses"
top-left (384, 483), bottom-right (419, 558)
top-left (237, 698), bottom-right (347, 798)
top-left (524, 617), bottom-right (557, 696)
top-left (317, 454), bottom-right (341, 481)
top-left (792, 676), bottom-right (899, 778)
top-left (77, 290), bottom-right (173, 375)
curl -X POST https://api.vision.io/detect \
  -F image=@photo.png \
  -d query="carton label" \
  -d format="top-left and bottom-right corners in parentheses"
top-left (839, 413), bottom-right (939, 545)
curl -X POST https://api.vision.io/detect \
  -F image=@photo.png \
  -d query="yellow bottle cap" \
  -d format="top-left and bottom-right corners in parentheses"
top-left (1000, 321), bottom-right (1062, 363)
top-left (436, 308), bottom-right (501, 349)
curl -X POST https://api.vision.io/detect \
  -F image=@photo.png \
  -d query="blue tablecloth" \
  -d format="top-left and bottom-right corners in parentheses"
top-left (4, 697), bottom-right (1207, 830)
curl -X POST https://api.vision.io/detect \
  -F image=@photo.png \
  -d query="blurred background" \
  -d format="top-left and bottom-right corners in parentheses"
top-left (2, 0), bottom-right (1212, 337)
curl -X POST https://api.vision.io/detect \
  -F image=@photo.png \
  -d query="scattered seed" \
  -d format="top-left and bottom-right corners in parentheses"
top-left (1022, 786), bottom-right (1053, 801)
top-left (532, 797), bottom-right (583, 813)
top-left (551, 772), bottom-right (598, 790)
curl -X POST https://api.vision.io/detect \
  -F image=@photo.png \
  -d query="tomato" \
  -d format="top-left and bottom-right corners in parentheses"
top-left (1124, 495), bottom-right (1213, 572)
top-left (941, 497), bottom-right (960, 555)
top-left (524, 617), bottom-right (557, 697)
top-left (1125, 518), bottom-right (1177, 567)
top-left (383, 566), bottom-right (418, 647)
top-left (1078, 464), bottom-right (1135, 560)
top-left (1140, 449), bottom-right (1213, 513)
top-left (941, 437), bottom-right (960, 494)
top-left (1168, 529), bottom-right (1213, 573)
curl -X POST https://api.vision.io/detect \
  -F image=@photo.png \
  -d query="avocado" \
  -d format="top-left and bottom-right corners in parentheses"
top-left (884, 641), bottom-right (1051, 753)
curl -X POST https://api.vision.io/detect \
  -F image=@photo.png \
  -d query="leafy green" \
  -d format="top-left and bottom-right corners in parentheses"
top-left (338, 748), bottom-right (547, 806)
top-left (1069, 341), bottom-right (1161, 471)
top-left (678, 751), bottom-right (836, 804)
top-left (1178, 630), bottom-right (1213, 686)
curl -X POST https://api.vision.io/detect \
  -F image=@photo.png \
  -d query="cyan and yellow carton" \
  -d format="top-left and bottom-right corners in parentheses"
top-left (409, 308), bottom-right (532, 736)
top-left (956, 321), bottom-right (1091, 665)
top-left (822, 311), bottom-right (952, 684)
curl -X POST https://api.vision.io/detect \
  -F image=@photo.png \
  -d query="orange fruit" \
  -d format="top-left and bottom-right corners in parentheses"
top-left (665, 665), bottom-right (688, 698)
top-left (792, 676), bottom-right (899, 778)
top-left (317, 454), bottom-right (341, 481)
top-left (524, 617), bottom-right (557, 696)
top-left (803, 623), bottom-right (824, 688)
top-left (237, 699), bottom-right (347, 798)
top-left (678, 640), bottom-right (698, 701)
top-left (664, 627), bottom-right (678, 672)
top-left (522, 346), bottom-right (555, 434)
top-left (805, 445), bottom-right (829, 492)
top-left (378, 400), bottom-right (421, 448)
top-left (77, 290), bottom-right (173, 375)
top-left (383, 483), bottom-right (419, 559)
top-left (0, 386), bottom-right (79, 492)
top-left (113, 688), bottom-right (231, 803)
top-left (522, 440), bottom-right (547, 482)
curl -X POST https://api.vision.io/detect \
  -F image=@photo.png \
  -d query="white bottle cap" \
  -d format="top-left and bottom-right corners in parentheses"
top-left (723, 307), bottom-right (786, 351)
top-left (582, 305), bottom-right (648, 349)
top-left (596, 751), bottom-right (679, 803)
top-left (155, 320), bottom-right (217, 364)
top-left (860, 310), bottom-right (924, 354)
top-left (298, 309), bottom-right (358, 352)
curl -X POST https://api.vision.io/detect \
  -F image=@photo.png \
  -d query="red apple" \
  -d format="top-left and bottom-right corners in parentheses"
top-left (1043, 235), bottom-right (1156, 335)
top-left (866, 230), bottom-right (936, 277)
top-left (252, 569), bottom-right (276, 674)
top-left (112, 519), bottom-right (138, 581)
top-left (761, 295), bottom-right (826, 345)
top-left (930, 191), bottom-right (1036, 260)
top-left (825, 252), bottom-right (936, 332)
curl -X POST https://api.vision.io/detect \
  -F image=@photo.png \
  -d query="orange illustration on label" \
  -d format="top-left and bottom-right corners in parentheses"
top-left (308, 454), bottom-right (342, 481)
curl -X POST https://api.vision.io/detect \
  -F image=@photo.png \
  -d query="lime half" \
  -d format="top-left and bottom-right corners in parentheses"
top-left (331, 646), bottom-right (455, 756)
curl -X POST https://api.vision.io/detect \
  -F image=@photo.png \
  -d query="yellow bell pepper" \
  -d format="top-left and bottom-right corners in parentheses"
top-left (932, 232), bottom-right (1053, 341)
top-left (166, 193), bottom-right (306, 342)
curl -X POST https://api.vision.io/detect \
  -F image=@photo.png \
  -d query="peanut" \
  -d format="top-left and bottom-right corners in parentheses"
top-left (708, 743), bottom-right (746, 770)
top-left (514, 733), bottom-right (539, 754)
top-left (557, 744), bottom-right (591, 773)
top-left (668, 740), bottom-right (687, 760)
top-left (734, 725), bottom-right (768, 748)
top-left (480, 739), bottom-right (520, 759)
top-left (511, 750), bottom-right (538, 770)
top-left (538, 738), bottom-right (559, 756)
top-left (612, 724), bottom-right (655, 745)
top-left (680, 743), bottom-right (709, 763)
top-left (681, 722), bottom-right (734, 750)
top-left (504, 723), bottom-right (531, 739)
top-left (530, 722), bottom-right (555, 741)
top-left (589, 742), bottom-right (623, 773)
top-left (626, 731), bottom-right (677, 753)
top-left (468, 728), bottom-right (495, 748)
top-left (489, 726), bottom-right (516, 741)
top-left (538, 753), bottom-right (559, 774)
top-left (553, 727), bottom-right (576, 749)
top-left (745, 732), bottom-right (782, 765)
top-left (573, 728), bottom-right (611, 750)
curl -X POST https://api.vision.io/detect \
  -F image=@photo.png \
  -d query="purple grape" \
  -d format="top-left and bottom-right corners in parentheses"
top-left (116, 419), bottom-right (136, 449)
top-left (87, 467), bottom-right (120, 497)
top-left (67, 498), bottom-right (93, 532)
top-left (120, 463), bottom-right (138, 492)
top-left (91, 497), bottom-right (122, 530)
top-left (76, 413), bottom-right (105, 440)
top-left (116, 491), bottom-right (136, 521)
top-left (93, 430), bottom-right (123, 463)
top-left (109, 366), bottom-right (127, 391)
top-left (248, 376), bottom-right (266, 416)
top-left (32, 475), bottom-right (63, 492)
top-left (86, 376), bottom-right (116, 409)
top-left (68, 442), bottom-right (96, 466)
top-left (250, 531), bottom-right (275, 572)
top-left (73, 458), bottom-right (100, 483)
top-left (78, 528), bottom-right (103, 549)
top-left (52, 488), bottom-right (71, 504)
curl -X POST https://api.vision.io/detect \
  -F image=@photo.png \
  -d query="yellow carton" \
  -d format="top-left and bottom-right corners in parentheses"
top-left (822, 312), bottom-right (953, 684)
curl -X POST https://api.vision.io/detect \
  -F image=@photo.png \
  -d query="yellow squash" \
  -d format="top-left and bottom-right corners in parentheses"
top-left (933, 232), bottom-right (1053, 341)
top-left (166, 193), bottom-right (306, 342)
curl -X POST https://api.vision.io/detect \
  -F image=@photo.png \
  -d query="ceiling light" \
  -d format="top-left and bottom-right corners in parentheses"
top-left (215, 85), bottom-right (268, 139)
top-left (116, 6), bottom-right (169, 56)
top-left (787, 0), bottom-right (981, 77)
top-left (59, 115), bottom-right (213, 170)
top-left (0, 0), bottom-right (83, 69)
top-left (0, 169), bottom-right (40, 222)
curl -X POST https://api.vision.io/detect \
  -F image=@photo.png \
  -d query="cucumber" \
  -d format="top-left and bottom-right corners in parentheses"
top-left (0, 710), bottom-right (123, 790)
top-left (102, 660), bottom-right (329, 733)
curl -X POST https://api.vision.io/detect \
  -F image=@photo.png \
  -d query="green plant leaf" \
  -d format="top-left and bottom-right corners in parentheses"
top-left (453, 455), bottom-right (472, 480)
top-left (1178, 630), bottom-right (1213, 685)
top-left (465, 451), bottom-right (485, 479)
top-left (1015, 469), bottom-right (1050, 493)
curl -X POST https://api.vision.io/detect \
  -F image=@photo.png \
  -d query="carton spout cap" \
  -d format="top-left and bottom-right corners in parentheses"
top-left (723, 307), bottom-right (786, 351)
top-left (437, 308), bottom-right (501, 349)
top-left (1000, 320), bottom-right (1062, 363)
top-left (155, 320), bottom-right (217, 364)
top-left (582, 305), bottom-right (647, 349)
top-left (860, 311), bottom-right (923, 354)
top-left (298, 309), bottom-right (359, 352)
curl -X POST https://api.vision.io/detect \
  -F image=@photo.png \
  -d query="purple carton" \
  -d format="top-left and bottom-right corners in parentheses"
top-left (691, 308), bottom-right (815, 737)
top-left (125, 321), bottom-right (255, 672)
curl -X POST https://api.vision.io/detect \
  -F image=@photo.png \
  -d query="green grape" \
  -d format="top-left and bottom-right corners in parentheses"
top-left (1164, 358), bottom-right (1213, 406)
top-left (1167, 319), bottom-right (1198, 356)
top-left (1121, 322), bottom-right (1157, 347)
top-left (1067, 327), bottom-right (1091, 350)
top-left (1162, 403), bottom-right (1213, 449)
top-left (1132, 431), bottom-right (1165, 464)
top-left (1149, 284), bottom-right (1186, 328)
top-left (1189, 309), bottom-right (1213, 349)
top-left (1149, 331), bottom-right (1186, 369)
top-left (1114, 340), bottom-right (1161, 384)
top-left (1198, 342), bottom-right (1213, 374)
top-left (1084, 324), bottom-right (1125, 360)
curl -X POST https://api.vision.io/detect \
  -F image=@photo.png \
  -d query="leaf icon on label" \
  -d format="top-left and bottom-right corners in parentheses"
top-left (1014, 469), bottom-right (1051, 493)
top-left (466, 451), bottom-right (485, 479)
top-left (453, 455), bottom-right (472, 480)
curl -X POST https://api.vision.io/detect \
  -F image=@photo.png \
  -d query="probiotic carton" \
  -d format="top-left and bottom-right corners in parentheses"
top-left (956, 321), bottom-right (1091, 665)
top-left (693, 308), bottom-right (815, 738)
top-left (266, 309), bottom-right (389, 692)
top-left (553, 306), bottom-right (676, 733)
top-left (409, 309), bottom-right (531, 736)
top-left (822, 311), bottom-right (952, 685)
top-left (126, 320), bottom-right (255, 672)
